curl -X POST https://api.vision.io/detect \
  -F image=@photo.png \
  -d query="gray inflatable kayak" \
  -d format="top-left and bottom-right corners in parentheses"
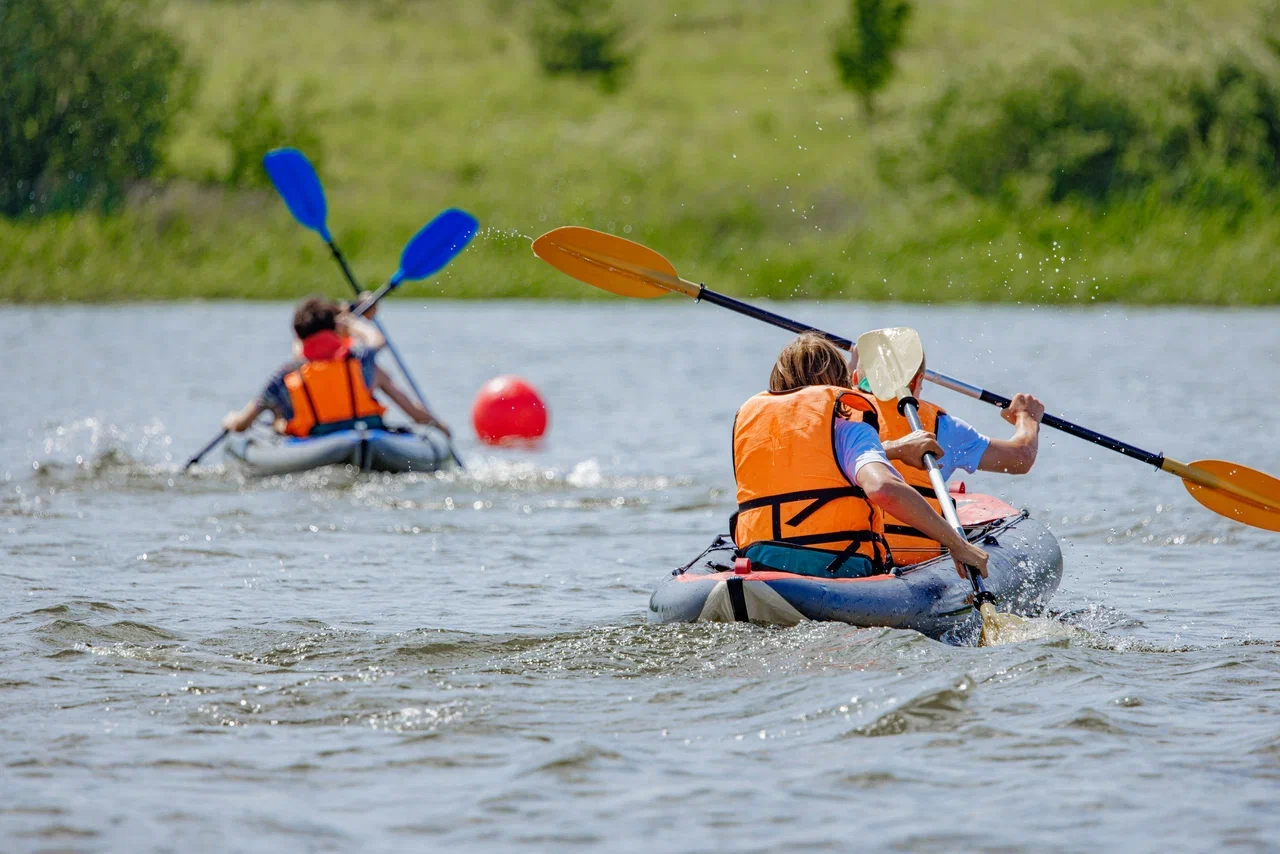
top-left (650, 492), bottom-right (1063, 644)
top-left (225, 427), bottom-right (452, 477)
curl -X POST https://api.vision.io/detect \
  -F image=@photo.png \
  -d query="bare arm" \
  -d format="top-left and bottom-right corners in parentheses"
top-left (857, 462), bottom-right (989, 577)
top-left (222, 400), bottom-right (267, 433)
top-left (373, 367), bottom-right (451, 437)
top-left (338, 312), bottom-right (385, 351)
top-left (978, 393), bottom-right (1043, 475)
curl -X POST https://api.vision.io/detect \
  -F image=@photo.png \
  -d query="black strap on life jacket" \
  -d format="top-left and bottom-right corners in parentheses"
top-left (909, 483), bottom-right (939, 500)
top-left (736, 486), bottom-right (870, 539)
top-left (823, 533), bottom-right (885, 577)
top-left (885, 523), bottom-right (929, 539)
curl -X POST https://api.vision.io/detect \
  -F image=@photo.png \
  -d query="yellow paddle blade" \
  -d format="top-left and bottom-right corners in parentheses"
top-left (532, 226), bottom-right (695, 299)
top-left (1176, 459), bottom-right (1280, 532)
top-left (978, 602), bottom-right (1030, 646)
top-left (855, 327), bottom-right (925, 402)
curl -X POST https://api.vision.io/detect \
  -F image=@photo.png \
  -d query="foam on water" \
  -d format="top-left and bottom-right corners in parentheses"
top-left (3, 302), bottom-right (1280, 851)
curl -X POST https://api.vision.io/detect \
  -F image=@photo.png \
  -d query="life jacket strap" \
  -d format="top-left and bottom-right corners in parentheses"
top-left (736, 486), bottom-right (870, 534)
top-left (909, 483), bottom-right (939, 500)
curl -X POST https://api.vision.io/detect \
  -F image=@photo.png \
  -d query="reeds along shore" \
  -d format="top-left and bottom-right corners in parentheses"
top-left (2, 0), bottom-right (1277, 305)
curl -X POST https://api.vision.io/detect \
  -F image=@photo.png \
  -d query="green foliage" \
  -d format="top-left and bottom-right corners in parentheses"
top-left (530, 0), bottom-right (633, 93)
top-left (0, 0), bottom-right (195, 218)
top-left (215, 75), bottom-right (323, 188)
top-left (3, 0), bottom-right (1280, 305)
top-left (832, 0), bottom-right (913, 120)
top-left (915, 41), bottom-right (1280, 218)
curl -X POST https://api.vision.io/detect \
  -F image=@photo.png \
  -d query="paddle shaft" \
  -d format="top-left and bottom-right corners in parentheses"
top-left (898, 396), bottom-right (994, 604)
top-left (182, 283), bottom-right (405, 472)
top-left (329, 246), bottom-right (465, 469)
top-left (183, 430), bottom-right (228, 471)
top-left (687, 283), bottom-right (1175, 468)
top-left (535, 228), bottom-right (1280, 518)
top-left (331, 244), bottom-right (465, 470)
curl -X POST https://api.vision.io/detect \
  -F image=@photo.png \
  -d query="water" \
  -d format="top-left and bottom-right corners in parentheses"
top-left (3, 302), bottom-right (1279, 852)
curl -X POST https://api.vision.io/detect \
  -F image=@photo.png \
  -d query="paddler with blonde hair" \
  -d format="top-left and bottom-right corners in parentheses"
top-left (732, 332), bottom-right (988, 579)
top-left (849, 341), bottom-right (1044, 562)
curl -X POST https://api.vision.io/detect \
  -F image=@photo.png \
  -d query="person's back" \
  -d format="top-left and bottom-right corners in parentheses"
top-left (876, 396), bottom-right (949, 561)
top-left (732, 332), bottom-right (989, 581)
top-left (279, 301), bottom-right (385, 436)
top-left (734, 382), bottom-right (891, 577)
top-left (854, 349), bottom-right (1044, 563)
top-left (222, 295), bottom-right (453, 439)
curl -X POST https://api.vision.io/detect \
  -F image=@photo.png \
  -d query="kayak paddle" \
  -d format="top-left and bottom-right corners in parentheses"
top-left (264, 147), bottom-right (467, 469)
top-left (182, 208), bottom-right (479, 472)
top-left (859, 326), bottom-right (1025, 645)
top-left (531, 226), bottom-right (1280, 532)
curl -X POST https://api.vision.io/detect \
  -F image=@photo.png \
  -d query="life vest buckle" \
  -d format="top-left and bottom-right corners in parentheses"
top-left (733, 557), bottom-right (752, 575)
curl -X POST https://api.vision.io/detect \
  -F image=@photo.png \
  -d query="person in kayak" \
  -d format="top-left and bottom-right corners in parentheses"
top-left (221, 295), bottom-right (451, 437)
top-left (733, 332), bottom-right (989, 580)
top-left (850, 345), bottom-right (1044, 563)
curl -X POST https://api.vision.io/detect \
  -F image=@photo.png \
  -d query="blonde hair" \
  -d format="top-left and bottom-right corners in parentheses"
top-left (768, 332), bottom-right (852, 392)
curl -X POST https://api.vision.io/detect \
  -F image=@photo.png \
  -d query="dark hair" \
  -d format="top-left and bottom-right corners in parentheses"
top-left (292, 295), bottom-right (339, 339)
top-left (769, 332), bottom-right (852, 392)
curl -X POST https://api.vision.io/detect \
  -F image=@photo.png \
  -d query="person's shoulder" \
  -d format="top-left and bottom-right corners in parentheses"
top-left (348, 343), bottom-right (378, 362)
top-left (834, 390), bottom-right (878, 422)
top-left (938, 411), bottom-right (988, 444)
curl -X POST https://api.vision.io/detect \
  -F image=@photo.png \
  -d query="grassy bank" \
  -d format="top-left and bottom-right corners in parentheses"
top-left (2, 0), bottom-right (1276, 304)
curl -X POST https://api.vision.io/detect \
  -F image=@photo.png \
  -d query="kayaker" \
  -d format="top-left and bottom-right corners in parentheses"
top-left (221, 295), bottom-right (452, 438)
top-left (850, 345), bottom-right (1044, 562)
top-left (733, 332), bottom-right (989, 580)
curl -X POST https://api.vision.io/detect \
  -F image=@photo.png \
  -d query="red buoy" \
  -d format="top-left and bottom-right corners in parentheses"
top-left (472, 375), bottom-right (548, 446)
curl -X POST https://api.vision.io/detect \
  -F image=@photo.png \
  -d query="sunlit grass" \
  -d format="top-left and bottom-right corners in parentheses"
top-left (1, 0), bottom-right (1274, 303)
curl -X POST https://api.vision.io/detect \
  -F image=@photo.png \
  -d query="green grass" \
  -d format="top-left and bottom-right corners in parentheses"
top-left (1, 0), bottom-right (1276, 303)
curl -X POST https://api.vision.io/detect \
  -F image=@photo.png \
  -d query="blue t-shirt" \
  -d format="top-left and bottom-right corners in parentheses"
top-left (935, 413), bottom-right (990, 482)
top-left (833, 418), bottom-right (899, 483)
top-left (834, 409), bottom-right (990, 484)
top-left (258, 344), bottom-right (379, 421)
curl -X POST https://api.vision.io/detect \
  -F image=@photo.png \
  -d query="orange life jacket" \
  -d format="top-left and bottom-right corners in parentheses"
top-left (877, 398), bottom-right (947, 562)
top-left (283, 357), bottom-right (386, 438)
top-left (732, 385), bottom-right (891, 573)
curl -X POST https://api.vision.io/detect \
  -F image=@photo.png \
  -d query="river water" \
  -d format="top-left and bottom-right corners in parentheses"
top-left (2, 302), bottom-right (1278, 852)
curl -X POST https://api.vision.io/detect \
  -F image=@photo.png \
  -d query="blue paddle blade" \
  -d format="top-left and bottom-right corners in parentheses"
top-left (263, 148), bottom-right (331, 243)
top-left (389, 208), bottom-right (479, 285)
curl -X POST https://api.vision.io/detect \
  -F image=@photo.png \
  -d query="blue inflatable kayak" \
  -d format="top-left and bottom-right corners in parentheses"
top-left (649, 493), bottom-right (1063, 643)
top-left (225, 426), bottom-right (452, 477)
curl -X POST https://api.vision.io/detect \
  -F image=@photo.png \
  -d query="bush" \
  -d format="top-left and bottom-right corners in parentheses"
top-left (0, 0), bottom-right (194, 218)
top-left (913, 40), bottom-right (1280, 215)
top-left (530, 0), bottom-right (633, 93)
top-left (216, 75), bottom-right (323, 188)
top-left (832, 0), bottom-right (913, 121)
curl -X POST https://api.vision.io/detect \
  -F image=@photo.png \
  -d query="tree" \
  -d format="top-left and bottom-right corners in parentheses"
top-left (530, 0), bottom-right (633, 93)
top-left (0, 0), bottom-right (194, 218)
top-left (832, 0), bottom-right (913, 121)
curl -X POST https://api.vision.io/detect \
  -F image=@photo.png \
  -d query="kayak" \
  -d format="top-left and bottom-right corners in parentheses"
top-left (225, 427), bottom-right (453, 477)
top-left (649, 491), bottom-right (1062, 644)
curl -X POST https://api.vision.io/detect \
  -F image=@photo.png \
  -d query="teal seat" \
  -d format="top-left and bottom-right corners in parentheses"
top-left (742, 541), bottom-right (881, 580)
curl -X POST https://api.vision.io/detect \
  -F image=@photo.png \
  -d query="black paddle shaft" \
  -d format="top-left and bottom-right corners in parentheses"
top-left (979, 389), bottom-right (1164, 469)
top-left (329, 242), bottom-right (362, 294)
top-left (693, 284), bottom-right (1166, 470)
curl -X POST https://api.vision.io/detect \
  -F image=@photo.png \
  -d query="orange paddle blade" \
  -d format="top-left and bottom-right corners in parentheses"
top-left (1178, 459), bottom-right (1280, 532)
top-left (532, 227), bottom-right (695, 299)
